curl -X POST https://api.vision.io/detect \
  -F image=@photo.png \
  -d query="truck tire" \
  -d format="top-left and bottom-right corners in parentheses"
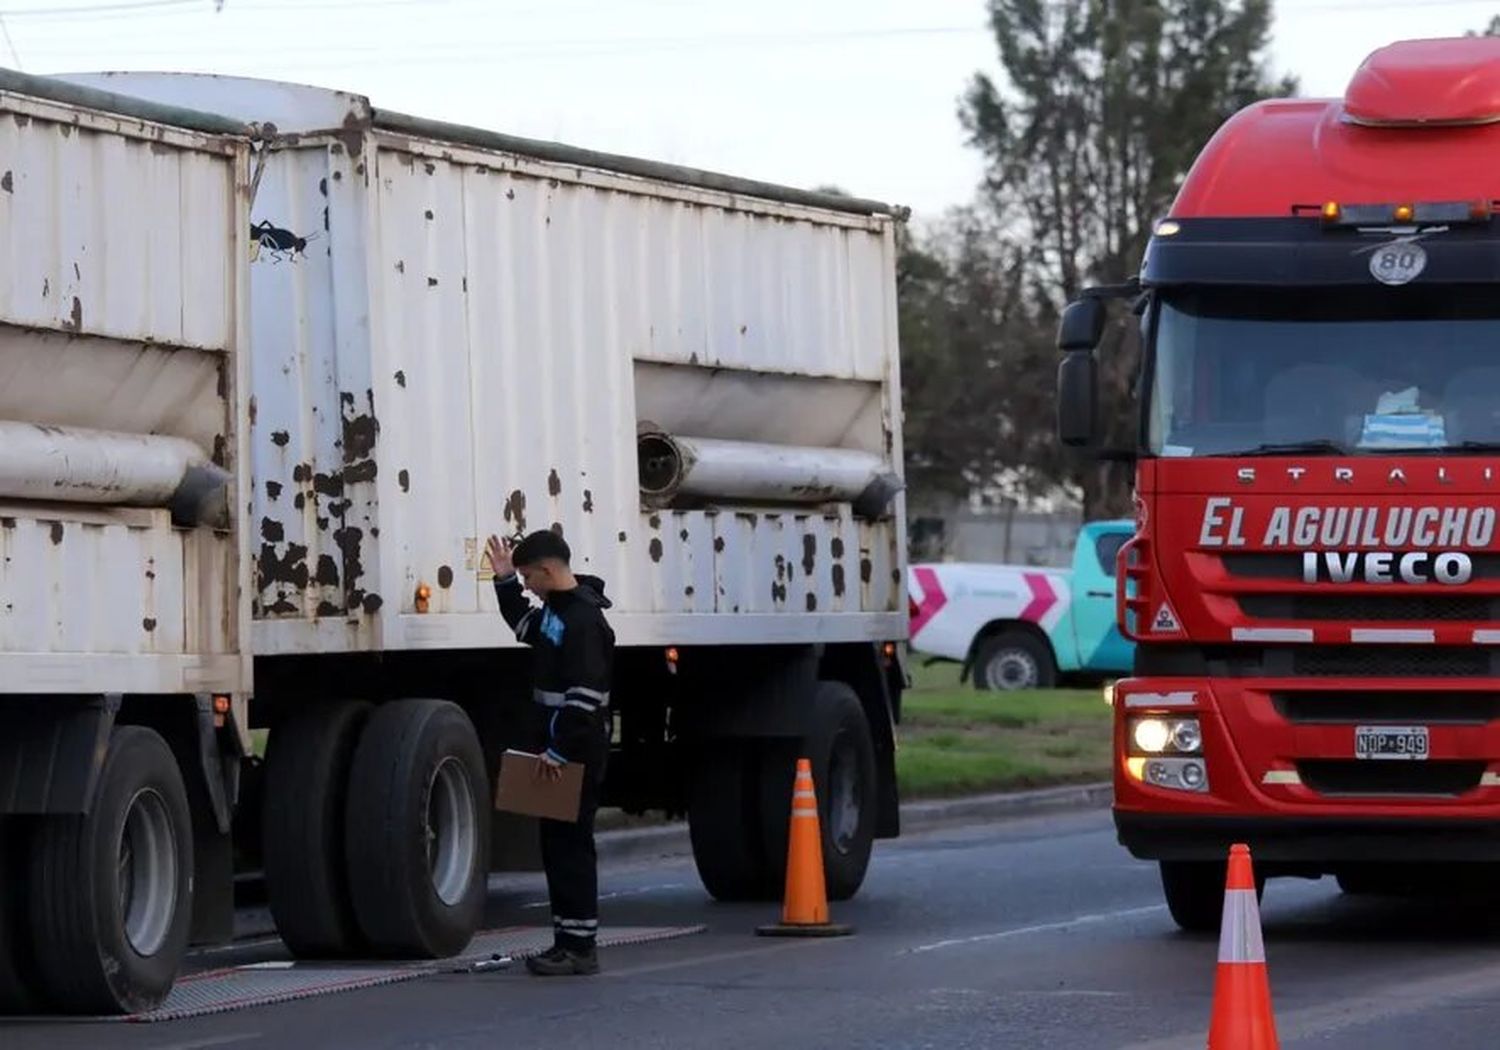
top-left (29, 726), bottom-right (194, 1014)
top-left (1160, 860), bottom-right (1264, 933)
top-left (344, 700), bottom-right (490, 958)
top-left (689, 743), bottom-right (775, 901)
top-left (263, 699), bottom-right (371, 957)
top-left (759, 682), bottom-right (879, 902)
top-left (0, 817), bottom-right (42, 1014)
top-left (974, 631), bottom-right (1056, 691)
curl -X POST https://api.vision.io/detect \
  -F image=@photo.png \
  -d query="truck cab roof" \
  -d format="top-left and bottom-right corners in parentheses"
top-left (1171, 36), bottom-right (1500, 220)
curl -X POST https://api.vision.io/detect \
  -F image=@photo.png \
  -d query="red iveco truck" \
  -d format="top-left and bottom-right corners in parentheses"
top-left (1057, 36), bottom-right (1500, 929)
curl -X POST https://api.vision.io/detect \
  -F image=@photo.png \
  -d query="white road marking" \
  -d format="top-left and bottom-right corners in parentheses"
top-left (1122, 958), bottom-right (1500, 1049)
top-left (604, 939), bottom-right (843, 979)
top-left (908, 904), bottom-right (1168, 954)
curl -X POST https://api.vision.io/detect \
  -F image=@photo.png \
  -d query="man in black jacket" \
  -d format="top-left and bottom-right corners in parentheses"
top-left (486, 529), bottom-right (614, 976)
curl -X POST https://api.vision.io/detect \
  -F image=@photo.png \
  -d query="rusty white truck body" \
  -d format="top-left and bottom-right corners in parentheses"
top-left (68, 73), bottom-right (906, 654)
top-left (0, 70), bottom-right (908, 1016)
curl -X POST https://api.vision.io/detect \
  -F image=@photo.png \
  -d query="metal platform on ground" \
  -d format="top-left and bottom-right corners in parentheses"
top-left (20, 925), bottom-right (705, 1024)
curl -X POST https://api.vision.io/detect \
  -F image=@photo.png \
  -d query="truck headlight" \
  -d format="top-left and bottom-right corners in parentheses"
top-left (1129, 717), bottom-right (1202, 756)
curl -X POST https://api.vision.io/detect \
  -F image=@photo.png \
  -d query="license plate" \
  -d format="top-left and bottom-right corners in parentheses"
top-left (1354, 725), bottom-right (1429, 760)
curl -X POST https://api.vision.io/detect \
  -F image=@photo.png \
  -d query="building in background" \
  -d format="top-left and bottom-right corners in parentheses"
top-left (909, 493), bottom-right (1083, 567)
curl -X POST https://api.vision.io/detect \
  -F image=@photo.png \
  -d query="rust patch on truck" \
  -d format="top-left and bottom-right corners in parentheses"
top-left (142, 618), bottom-right (157, 632)
top-left (548, 469), bottom-right (562, 497)
top-left (398, 470), bottom-right (410, 493)
top-left (503, 490), bottom-right (528, 532)
top-left (860, 556), bottom-right (873, 584)
top-left (649, 538), bottom-right (663, 562)
top-left (395, 370), bottom-right (407, 388)
top-left (261, 518), bottom-right (284, 543)
top-left (582, 490), bottom-right (594, 513)
top-left (271, 431), bottom-right (290, 447)
top-left (438, 565), bottom-right (454, 589)
top-left (258, 542), bottom-right (309, 590)
top-left (713, 537), bottom-right (725, 553)
top-left (313, 473), bottom-right (343, 498)
top-left (0, 172), bottom-right (10, 193)
top-left (66, 297), bottom-right (82, 331)
top-left (314, 555), bottom-right (340, 587)
top-left (831, 537), bottom-right (845, 559)
top-left (49, 522), bottom-right (63, 545)
top-left (344, 461), bottom-right (377, 484)
top-left (806, 593), bottom-right (817, 612)
top-left (340, 391), bottom-right (379, 462)
top-left (266, 481), bottom-right (282, 502)
top-left (802, 535), bottom-right (816, 576)
top-left (334, 526), bottom-right (365, 609)
top-left (832, 564), bottom-right (846, 597)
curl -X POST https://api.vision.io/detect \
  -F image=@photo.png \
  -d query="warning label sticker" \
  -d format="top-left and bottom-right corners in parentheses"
top-left (1151, 603), bottom-right (1182, 634)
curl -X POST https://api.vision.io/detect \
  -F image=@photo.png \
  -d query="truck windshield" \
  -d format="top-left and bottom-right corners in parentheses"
top-left (1147, 286), bottom-right (1500, 457)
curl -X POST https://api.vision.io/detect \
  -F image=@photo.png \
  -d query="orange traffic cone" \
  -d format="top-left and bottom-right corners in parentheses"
top-left (756, 758), bottom-right (853, 938)
top-left (1207, 843), bottom-right (1279, 1049)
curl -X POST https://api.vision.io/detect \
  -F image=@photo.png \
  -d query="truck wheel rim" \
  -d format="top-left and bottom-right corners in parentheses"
top-left (986, 650), bottom-right (1036, 690)
top-left (826, 731), bottom-right (862, 854)
top-left (118, 788), bottom-right (177, 958)
top-left (427, 756), bottom-right (477, 907)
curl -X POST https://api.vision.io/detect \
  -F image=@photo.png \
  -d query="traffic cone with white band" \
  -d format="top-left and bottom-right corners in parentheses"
top-left (1207, 843), bottom-right (1279, 1049)
top-left (756, 758), bottom-right (852, 937)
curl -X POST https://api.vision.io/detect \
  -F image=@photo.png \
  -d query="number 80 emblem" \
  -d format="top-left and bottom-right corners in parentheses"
top-left (1369, 240), bottom-right (1427, 286)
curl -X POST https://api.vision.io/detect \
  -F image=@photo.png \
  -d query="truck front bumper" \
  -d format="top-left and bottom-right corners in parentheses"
top-left (1116, 811), bottom-right (1500, 863)
top-left (1113, 674), bottom-right (1500, 866)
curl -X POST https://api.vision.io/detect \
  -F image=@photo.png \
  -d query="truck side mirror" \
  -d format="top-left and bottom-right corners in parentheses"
top-left (1057, 351), bottom-right (1097, 447)
top-left (1058, 298), bottom-right (1106, 352)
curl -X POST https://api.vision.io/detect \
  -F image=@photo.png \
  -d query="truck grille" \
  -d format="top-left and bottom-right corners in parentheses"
top-left (1272, 691), bottom-right (1500, 725)
top-left (1292, 647), bottom-right (1491, 678)
top-left (1297, 759), bottom-right (1484, 797)
top-left (1137, 644), bottom-right (1500, 678)
top-left (1238, 594), bottom-right (1497, 622)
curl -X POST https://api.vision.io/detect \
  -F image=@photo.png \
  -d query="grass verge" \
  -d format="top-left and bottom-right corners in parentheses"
top-left (896, 661), bottom-right (1113, 799)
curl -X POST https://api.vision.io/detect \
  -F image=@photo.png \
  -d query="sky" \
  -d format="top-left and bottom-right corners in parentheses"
top-left (0, 0), bottom-right (1496, 218)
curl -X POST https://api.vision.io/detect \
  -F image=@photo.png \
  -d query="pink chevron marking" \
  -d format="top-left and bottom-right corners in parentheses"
top-left (1020, 572), bottom-right (1059, 623)
top-left (910, 567), bottom-right (948, 638)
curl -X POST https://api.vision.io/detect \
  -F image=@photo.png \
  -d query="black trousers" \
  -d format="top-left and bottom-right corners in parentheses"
top-left (539, 711), bottom-right (609, 950)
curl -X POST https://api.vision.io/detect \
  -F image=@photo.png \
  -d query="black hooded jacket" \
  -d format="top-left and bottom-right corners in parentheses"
top-left (494, 572), bottom-right (615, 764)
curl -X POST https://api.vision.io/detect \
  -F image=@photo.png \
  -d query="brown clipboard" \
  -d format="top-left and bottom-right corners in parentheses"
top-left (494, 749), bottom-right (584, 823)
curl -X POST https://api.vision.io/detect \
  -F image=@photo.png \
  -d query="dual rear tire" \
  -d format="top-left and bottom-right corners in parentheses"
top-left (688, 680), bottom-right (878, 903)
top-left (264, 698), bottom-right (490, 961)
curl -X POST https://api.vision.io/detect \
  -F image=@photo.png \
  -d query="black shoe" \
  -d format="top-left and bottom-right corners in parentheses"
top-left (525, 944), bottom-right (600, 977)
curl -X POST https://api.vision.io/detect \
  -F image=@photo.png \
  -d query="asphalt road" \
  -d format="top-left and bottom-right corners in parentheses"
top-left (8, 808), bottom-right (1500, 1049)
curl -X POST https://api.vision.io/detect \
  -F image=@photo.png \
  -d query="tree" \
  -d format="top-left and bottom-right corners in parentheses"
top-left (1468, 14), bottom-right (1500, 36)
top-left (904, 0), bottom-right (1295, 518)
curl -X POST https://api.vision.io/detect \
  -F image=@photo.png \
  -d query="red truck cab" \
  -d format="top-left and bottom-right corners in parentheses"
top-left (1057, 37), bottom-right (1500, 929)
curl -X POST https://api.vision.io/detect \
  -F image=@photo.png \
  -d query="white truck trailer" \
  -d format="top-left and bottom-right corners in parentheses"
top-left (0, 70), bottom-right (909, 1014)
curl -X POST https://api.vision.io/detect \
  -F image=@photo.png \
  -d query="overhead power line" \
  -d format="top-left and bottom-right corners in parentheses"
top-left (0, 0), bottom-right (200, 17)
top-left (0, 14), bottom-right (20, 69)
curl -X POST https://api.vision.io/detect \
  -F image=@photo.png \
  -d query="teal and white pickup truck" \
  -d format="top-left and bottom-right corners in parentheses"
top-left (908, 520), bottom-right (1136, 690)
